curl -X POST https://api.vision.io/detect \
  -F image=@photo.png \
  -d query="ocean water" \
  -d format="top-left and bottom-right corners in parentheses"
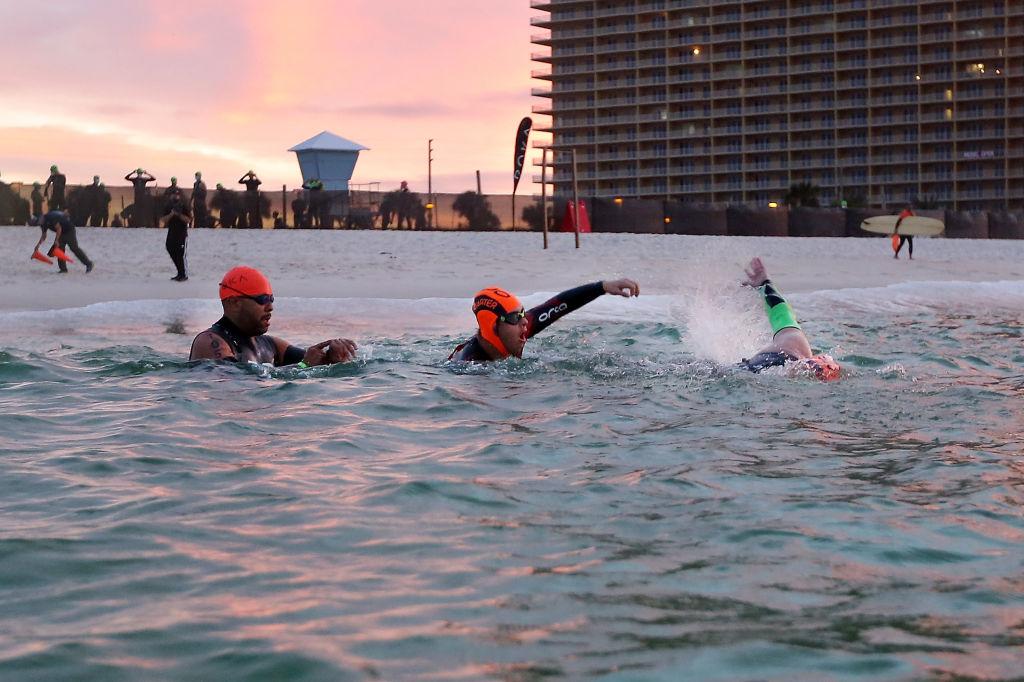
top-left (1, 277), bottom-right (1023, 681)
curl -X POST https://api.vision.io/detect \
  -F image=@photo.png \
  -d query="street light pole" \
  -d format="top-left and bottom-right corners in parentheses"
top-left (428, 139), bottom-right (434, 229)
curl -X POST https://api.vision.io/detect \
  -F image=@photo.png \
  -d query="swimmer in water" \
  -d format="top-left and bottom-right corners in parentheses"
top-left (189, 266), bottom-right (357, 367)
top-left (739, 257), bottom-right (840, 381)
top-left (448, 278), bottom-right (640, 362)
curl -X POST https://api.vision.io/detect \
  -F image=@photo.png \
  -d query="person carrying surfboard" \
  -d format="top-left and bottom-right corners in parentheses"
top-left (893, 205), bottom-right (914, 260)
top-left (739, 257), bottom-right (840, 381)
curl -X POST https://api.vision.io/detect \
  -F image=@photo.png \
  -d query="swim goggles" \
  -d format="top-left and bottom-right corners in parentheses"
top-left (220, 283), bottom-right (274, 305)
top-left (498, 308), bottom-right (527, 325)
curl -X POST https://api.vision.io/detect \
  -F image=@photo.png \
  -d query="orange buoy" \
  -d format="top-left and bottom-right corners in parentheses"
top-left (891, 233), bottom-right (900, 253)
top-left (31, 250), bottom-right (54, 265)
top-left (51, 247), bottom-right (74, 263)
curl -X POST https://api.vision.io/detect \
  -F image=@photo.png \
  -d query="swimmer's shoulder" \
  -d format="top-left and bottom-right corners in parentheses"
top-left (189, 329), bottom-right (236, 362)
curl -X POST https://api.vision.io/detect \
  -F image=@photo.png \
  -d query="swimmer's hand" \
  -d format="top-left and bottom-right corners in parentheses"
top-left (603, 278), bottom-right (640, 297)
top-left (742, 257), bottom-right (770, 288)
top-left (303, 338), bottom-right (358, 366)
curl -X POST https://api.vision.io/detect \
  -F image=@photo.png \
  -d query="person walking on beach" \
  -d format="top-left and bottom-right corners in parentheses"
top-left (162, 192), bottom-right (191, 281)
top-left (449, 278), bottom-right (640, 362)
top-left (125, 168), bottom-right (155, 227)
top-left (738, 257), bottom-right (840, 381)
top-left (238, 170), bottom-right (262, 229)
top-left (44, 165), bottom-right (66, 210)
top-left (189, 266), bottom-right (358, 366)
top-left (192, 172), bottom-right (208, 228)
top-left (893, 205), bottom-right (914, 260)
top-left (31, 210), bottom-right (94, 274)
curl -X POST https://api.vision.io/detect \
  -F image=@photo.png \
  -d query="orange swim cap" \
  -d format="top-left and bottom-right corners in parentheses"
top-left (804, 354), bottom-right (841, 382)
top-left (219, 266), bottom-right (272, 301)
top-left (473, 287), bottom-right (522, 358)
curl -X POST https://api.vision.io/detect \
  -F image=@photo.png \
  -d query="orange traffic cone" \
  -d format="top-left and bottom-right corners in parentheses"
top-left (51, 247), bottom-right (74, 263)
top-left (31, 250), bottom-right (54, 265)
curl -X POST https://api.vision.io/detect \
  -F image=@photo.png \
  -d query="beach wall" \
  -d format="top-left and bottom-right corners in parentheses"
top-left (5, 181), bottom-right (1024, 237)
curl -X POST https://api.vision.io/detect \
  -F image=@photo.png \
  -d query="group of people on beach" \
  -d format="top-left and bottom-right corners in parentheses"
top-left (188, 262), bottom-right (841, 381)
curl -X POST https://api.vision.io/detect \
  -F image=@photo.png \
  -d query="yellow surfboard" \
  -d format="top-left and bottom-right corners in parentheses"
top-left (860, 215), bottom-right (944, 236)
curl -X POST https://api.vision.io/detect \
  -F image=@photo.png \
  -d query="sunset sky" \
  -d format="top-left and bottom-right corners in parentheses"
top-left (0, 1), bottom-right (547, 194)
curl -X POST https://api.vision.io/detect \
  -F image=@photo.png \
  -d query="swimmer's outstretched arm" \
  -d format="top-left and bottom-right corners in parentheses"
top-left (272, 337), bottom-right (358, 367)
top-left (743, 258), bottom-right (811, 359)
top-left (526, 278), bottom-right (640, 339)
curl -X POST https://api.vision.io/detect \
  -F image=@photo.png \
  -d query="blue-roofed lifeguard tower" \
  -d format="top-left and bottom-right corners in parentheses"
top-left (288, 131), bottom-right (369, 191)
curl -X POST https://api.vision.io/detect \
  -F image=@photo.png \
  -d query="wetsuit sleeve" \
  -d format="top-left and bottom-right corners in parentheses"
top-left (759, 280), bottom-right (800, 335)
top-left (525, 281), bottom-right (604, 339)
top-left (281, 345), bottom-right (305, 366)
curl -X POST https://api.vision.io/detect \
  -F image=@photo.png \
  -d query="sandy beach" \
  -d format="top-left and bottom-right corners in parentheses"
top-left (4, 226), bottom-right (1024, 313)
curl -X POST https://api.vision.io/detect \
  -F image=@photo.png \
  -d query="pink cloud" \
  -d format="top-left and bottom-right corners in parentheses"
top-left (0, 1), bottom-right (542, 193)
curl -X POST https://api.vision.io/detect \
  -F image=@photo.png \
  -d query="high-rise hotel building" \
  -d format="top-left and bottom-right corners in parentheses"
top-left (530, 1), bottom-right (1023, 210)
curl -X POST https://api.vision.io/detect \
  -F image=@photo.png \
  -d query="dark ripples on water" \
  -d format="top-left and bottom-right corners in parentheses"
top-left (1, 315), bottom-right (1023, 681)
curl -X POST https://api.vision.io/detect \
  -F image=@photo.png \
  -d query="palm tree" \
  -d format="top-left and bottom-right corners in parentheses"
top-left (785, 182), bottom-right (821, 208)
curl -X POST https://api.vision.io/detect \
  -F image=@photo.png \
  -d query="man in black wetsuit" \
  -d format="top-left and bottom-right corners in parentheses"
top-left (238, 170), bottom-right (262, 228)
top-left (162, 193), bottom-right (191, 281)
top-left (291, 189), bottom-right (307, 228)
top-left (189, 266), bottom-right (357, 366)
top-left (44, 165), bottom-right (66, 210)
top-left (211, 183), bottom-right (238, 228)
top-left (86, 176), bottom-right (111, 226)
top-left (449, 278), bottom-right (640, 362)
top-left (94, 183), bottom-right (111, 227)
top-left (192, 172), bottom-right (208, 227)
top-left (31, 182), bottom-right (44, 217)
top-left (303, 178), bottom-right (324, 228)
top-left (125, 168), bottom-right (155, 227)
top-left (163, 176), bottom-right (184, 199)
top-left (31, 210), bottom-right (94, 274)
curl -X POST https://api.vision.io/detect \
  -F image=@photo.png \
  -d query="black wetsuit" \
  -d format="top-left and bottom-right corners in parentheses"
top-left (191, 316), bottom-right (306, 366)
top-left (449, 282), bottom-right (605, 362)
top-left (125, 173), bottom-right (155, 227)
top-left (739, 350), bottom-right (797, 373)
top-left (894, 210), bottom-right (914, 258)
top-left (240, 176), bottom-right (262, 229)
top-left (163, 197), bottom-right (191, 280)
top-left (44, 173), bottom-right (66, 210)
top-left (192, 180), bottom-right (208, 227)
top-left (291, 196), bottom-right (307, 228)
top-left (40, 210), bottom-right (93, 273)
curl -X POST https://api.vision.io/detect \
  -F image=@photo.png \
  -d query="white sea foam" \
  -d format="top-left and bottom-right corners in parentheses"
top-left (1, 278), bottom-right (1020, 335)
